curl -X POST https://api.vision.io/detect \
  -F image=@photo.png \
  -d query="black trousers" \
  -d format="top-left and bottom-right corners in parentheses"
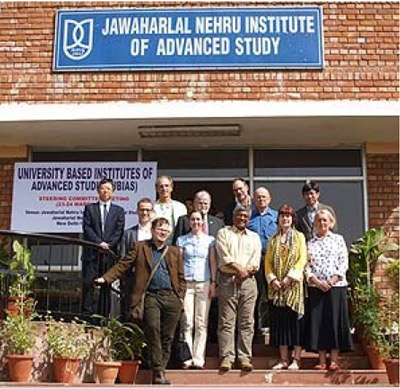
top-left (254, 262), bottom-right (270, 331)
top-left (81, 254), bottom-right (114, 319)
top-left (144, 291), bottom-right (183, 372)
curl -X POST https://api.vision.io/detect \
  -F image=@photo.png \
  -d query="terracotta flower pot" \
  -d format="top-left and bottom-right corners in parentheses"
top-left (364, 344), bottom-right (386, 370)
top-left (384, 358), bottom-right (400, 385)
top-left (7, 354), bottom-right (34, 382)
top-left (94, 361), bottom-right (122, 384)
top-left (6, 296), bottom-right (34, 318)
top-left (118, 360), bottom-right (141, 384)
top-left (53, 356), bottom-right (80, 383)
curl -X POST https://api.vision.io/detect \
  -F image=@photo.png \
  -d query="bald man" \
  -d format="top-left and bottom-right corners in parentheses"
top-left (247, 187), bottom-right (278, 335)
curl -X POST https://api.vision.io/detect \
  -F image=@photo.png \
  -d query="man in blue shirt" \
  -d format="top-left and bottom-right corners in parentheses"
top-left (247, 187), bottom-right (278, 335)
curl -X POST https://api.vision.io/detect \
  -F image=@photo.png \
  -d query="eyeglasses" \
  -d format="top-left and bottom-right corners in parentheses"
top-left (155, 227), bottom-right (169, 233)
top-left (139, 208), bottom-right (153, 213)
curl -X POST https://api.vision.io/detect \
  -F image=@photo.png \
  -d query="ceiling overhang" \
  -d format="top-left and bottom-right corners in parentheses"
top-left (0, 100), bottom-right (398, 149)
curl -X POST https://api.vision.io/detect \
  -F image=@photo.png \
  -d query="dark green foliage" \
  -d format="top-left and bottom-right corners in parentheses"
top-left (92, 315), bottom-right (146, 362)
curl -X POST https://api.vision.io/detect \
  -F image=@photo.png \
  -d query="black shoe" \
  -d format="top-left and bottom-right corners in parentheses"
top-left (152, 371), bottom-right (171, 385)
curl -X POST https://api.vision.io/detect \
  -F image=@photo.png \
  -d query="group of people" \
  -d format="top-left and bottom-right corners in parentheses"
top-left (82, 176), bottom-right (353, 385)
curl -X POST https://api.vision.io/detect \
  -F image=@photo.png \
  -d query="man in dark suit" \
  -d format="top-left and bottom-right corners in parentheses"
top-left (81, 178), bottom-right (125, 318)
top-left (95, 217), bottom-right (186, 385)
top-left (119, 197), bottom-right (154, 320)
top-left (295, 180), bottom-right (337, 241)
top-left (173, 190), bottom-right (224, 243)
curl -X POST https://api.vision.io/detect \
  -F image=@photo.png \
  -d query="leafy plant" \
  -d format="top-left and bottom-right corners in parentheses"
top-left (0, 292), bottom-right (38, 355)
top-left (380, 299), bottom-right (399, 359)
top-left (349, 229), bottom-right (399, 356)
top-left (379, 259), bottom-right (400, 360)
top-left (385, 258), bottom-right (399, 289)
top-left (0, 240), bottom-right (35, 292)
top-left (349, 228), bottom-right (398, 288)
top-left (353, 283), bottom-right (386, 349)
top-left (45, 315), bottom-right (91, 359)
top-left (92, 315), bottom-right (146, 362)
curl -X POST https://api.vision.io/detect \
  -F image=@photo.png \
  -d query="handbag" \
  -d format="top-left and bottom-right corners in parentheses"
top-left (131, 246), bottom-right (169, 323)
top-left (171, 310), bottom-right (192, 364)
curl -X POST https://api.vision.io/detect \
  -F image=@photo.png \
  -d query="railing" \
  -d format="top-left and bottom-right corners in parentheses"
top-left (0, 230), bottom-right (121, 322)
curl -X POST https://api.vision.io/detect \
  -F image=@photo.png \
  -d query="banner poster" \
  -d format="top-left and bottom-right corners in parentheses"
top-left (11, 162), bottom-right (157, 233)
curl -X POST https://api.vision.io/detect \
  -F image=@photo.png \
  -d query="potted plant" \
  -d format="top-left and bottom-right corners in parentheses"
top-left (92, 314), bottom-right (146, 384)
top-left (115, 320), bottom-right (146, 384)
top-left (45, 315), bottom-right (91, 383)
top-left (380, 259), bottom-right (399, 384)
top-left (0, 240), bottom-right (35, 318)
top-left (0, 287), bottom-right (38, 382)
top-left (349, 228), bottom-right (398, 369)
top-left (349, 229), bottom-right (397, 325)
top-left (352, 284), bottom-right (386, 369)
top-left (349, 228), bottom-right (398, 289)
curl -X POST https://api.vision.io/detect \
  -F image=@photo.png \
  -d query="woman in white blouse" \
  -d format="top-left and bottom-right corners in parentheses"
top-left (176, 211), bottom-right (217, 369)
top-left (305, 209), bottom-right (353, 371)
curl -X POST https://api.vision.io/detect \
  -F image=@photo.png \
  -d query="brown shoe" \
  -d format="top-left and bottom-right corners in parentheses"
top-left (219, 357), bottom-right (232, 372)
top-left (240, 358), bottom-right (253, 372)
top-left (152, 371), bottom-right (171, 385)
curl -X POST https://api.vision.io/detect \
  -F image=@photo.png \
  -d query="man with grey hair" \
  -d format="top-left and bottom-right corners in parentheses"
top-left (173, 190), bottom-right (225, 243)
top-left (216, 206), bottom-right (262, 372)
top-left (248, 187), bottom-right (278, 335)
top-left (153, 175), bottom-right (187, 245)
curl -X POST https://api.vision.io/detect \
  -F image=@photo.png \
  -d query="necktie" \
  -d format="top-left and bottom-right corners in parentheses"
top-left (103, 204), bottom-right (109, 230)
top-left (202, 217), bottom-right (209, 234)
top-left (309, 208), bottom-right (316, 224)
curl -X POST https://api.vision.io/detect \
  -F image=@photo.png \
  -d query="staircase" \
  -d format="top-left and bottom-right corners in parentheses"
top-left (135, 335), bottom-right (390, 386)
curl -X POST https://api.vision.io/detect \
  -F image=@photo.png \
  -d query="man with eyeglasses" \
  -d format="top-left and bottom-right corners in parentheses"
top-left (81, 178), bottom-right (125, 319)
top-left (118, 197), bottom-right (155, 320)
top-left (295, 180), bottom-right (337, 241)
top-left (173, 190), bottom-right (224, 243)
top-left (225, 178), bottom-right (255, 226)
top-left (95, 217), bottom-right (186, 385)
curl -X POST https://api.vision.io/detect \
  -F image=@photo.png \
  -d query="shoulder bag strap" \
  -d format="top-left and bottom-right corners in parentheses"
top-left (144, 246), bottom-right (169, 291)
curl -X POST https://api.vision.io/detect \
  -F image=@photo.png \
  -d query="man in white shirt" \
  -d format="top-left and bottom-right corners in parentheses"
top-left (216, 206), bottom-right (262, 372)
top-left (81, 178), bottom-right (125, 318)
top-left (153, 176), bottom-right (187, 245)
top-left (295, 181), bottom-right (337, 241)
top-left (119, 197), bottom-right (154, 320)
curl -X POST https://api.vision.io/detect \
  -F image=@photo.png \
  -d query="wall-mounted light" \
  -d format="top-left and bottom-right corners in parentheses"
top-left (138, 124), bottom-right (241, 138)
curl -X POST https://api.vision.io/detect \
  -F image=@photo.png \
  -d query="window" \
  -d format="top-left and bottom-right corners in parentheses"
top-left (143, 149), bottom-right (248, 177)
top-left (254, 149), bottom-right (362, 177)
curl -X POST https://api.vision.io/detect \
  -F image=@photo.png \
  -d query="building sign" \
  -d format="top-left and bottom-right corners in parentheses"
top-left (53, 7), bottom-right (324, 71)
top-left (11, 162), bottom-right (157, 233)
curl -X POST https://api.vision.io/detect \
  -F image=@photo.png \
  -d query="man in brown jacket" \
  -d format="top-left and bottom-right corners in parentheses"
top-left (95, 217), bottom-right (186, 385)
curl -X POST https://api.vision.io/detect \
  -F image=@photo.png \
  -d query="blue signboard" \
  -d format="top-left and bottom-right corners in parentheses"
top-left (53, 7), bottom-right (324, 71)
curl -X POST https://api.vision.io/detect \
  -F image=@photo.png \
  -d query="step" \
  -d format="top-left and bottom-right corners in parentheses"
top-left (135, 369), bottom-right (390, 386)
top-left (203, 355), bottom-right (370, 370)
top-left (0, 370), bottom-right (390, 387)
top-left (206, 342), bottom-right (365, 357)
